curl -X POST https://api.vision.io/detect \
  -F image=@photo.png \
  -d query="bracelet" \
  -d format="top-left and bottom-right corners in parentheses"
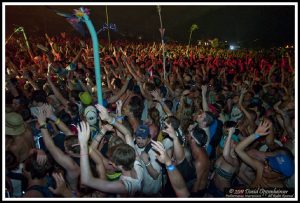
top-left (109, 117), bottom-right (116, 125)
top-left (39, 122), bottom-right (46, 127)
top-left (166, 164), bottom-right (176, 172)
top-left (116, 116), bottom-right (124, 121)
top-left (145, 162), bottom-right (151, 167)
top-left (255, 133), bottom-right (261, 139)
top-left (55, 118), bottom-right (61, 125)
top-left (39, 123), bottom-right (47, 130)
top-left (49, 114), bottom-right (57, 122)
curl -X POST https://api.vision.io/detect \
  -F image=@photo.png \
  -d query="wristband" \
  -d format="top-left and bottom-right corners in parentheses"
top-left (145, 162), bottom-right (151, 167)
top-left (116, 116), bottom-right (124, 121)
top-left (39, 124), bottom-right (47, 130)
top-left (55, 118), bottom-right (61, 125)
top-left (109, 118), bottom-right (116, 125)
top-left (255, 133), bottom-right (261, 139)
top-left (166, 164), bottom-right (176, 172)
top-left (49, 114), bottom-right (57, 122)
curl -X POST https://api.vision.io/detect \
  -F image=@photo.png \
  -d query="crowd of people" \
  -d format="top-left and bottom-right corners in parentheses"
top-left (5, 32), bottom-right (295, 198)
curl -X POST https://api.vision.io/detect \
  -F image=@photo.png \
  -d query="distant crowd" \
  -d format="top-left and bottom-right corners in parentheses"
top-left (5, 33), bottom-right (295, 198)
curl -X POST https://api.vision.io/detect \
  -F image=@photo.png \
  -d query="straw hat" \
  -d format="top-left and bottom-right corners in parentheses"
top-left (5, 112), bottom-right (26, 136)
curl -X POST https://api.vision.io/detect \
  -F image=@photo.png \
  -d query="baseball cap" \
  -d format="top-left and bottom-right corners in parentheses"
top-left (266, 153), bottom-right (294, 177)
top-left (135, 125), bottom-right (150, 139)
top-left (84, 106), bottom-right (98, 126)
top-left (79, 91), bottom-right (93, 105)
top-left (6, 112), bottom-right (26, 136)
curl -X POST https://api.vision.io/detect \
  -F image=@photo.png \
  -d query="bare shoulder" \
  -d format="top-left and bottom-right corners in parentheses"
top-left (23, 189), bottom-right (44, 197)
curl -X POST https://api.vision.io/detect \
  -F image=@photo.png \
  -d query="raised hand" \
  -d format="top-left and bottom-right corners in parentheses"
top-left (228, 127), bottom-right (235, 136)
top-left (182, 89), bottom-right (190, 97)
top-left (47, 63), bottom-right (53, 77)
top-left (36, 149), bottom-right (48, 165)
top-left (188, 123), bottom-right (197, 133)
top-left (36, 106), bottom-right (47, 125)
top-left (201, 85), bottom-right (208, 95)
top-left (162, 121), bottom-right (177, 140)
top-left (255, 119), bottom-right (272, 136)
top-left (273, 100), bottom-right (282, 112)
top-left (77, 121), bottom-right (90, 145)
top-left (48, 173), bottom-right (72, 196)
top-left (116, 99), bottom-right (123, 115)
top-left (150, 90), bottom-right (162, 102)
top-left (240, 87), bottom-right (247, 95)
top-left (80, 40), bottom-right (86, 49)
top-left (113, 47), bottom-right (117, 58)
top-left (151, 140), bottom-right (172, 165)
top-left (95, 104), bottom-right (111, 122)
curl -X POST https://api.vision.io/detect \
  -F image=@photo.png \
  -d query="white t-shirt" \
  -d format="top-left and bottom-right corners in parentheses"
top-left (119, 160), bottom-right (144, 197)
top-left (162, 137), bottom-right (174, 150)
top-left (134, 145), bottom-right (162, 195)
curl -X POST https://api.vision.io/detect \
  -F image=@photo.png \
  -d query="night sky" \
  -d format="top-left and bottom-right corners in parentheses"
top-left (5, 4), bottom-right (295, 48)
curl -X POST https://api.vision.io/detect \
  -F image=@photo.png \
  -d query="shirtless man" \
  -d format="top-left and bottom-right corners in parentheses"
top-left (187, 124), bottom-right (210, 197)
top-left (235, 119), bottom-right (294, 188)
top-left (6, 112), bottom-right (34, 164)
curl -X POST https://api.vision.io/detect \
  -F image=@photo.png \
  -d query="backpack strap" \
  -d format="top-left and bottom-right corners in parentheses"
top-left (143, 142), bottom-right (153, 153)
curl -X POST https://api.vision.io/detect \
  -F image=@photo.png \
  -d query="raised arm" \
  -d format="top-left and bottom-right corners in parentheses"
top-left (151, 90), bottom-right (173, 117)
top-left (5, 74), bottom-right (19, 98)
top-left (151, 140), bottom-right (190, 197)
top-left (46, 73), bottom-right (69, 107)
top-left (23, 69), bottom-right (40, 90)
top-left (48, 173), bottom-right (73, 197)
top-left (123, 55), bottom-right (143, 82)
top-left (163, 122), bottom-right (185, 164)
top-left (235, 120), bottom-right (271, 184)
top-left (95, 104), bottom-right (134, 146)
top-left (273, 101), bottom-right (294, 138)
top-left (201, 85), bottom-right (209, 112)
top-left (238, 88), bottom-right (255, 127)
top-left (36, 106), bottom-right (79, 190)
top-left (223, 127), bottom-right (238, 166)
top-left (137, 81), bottom-right (153, 101)
top-left (89, 140), bottom-right (107, 180)
top-left (106, 75), bottom-right (131, 104)
top-left (44, 104), bottom-right (73, 136)
top-left (77, 121), bottom-right (127, 194)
